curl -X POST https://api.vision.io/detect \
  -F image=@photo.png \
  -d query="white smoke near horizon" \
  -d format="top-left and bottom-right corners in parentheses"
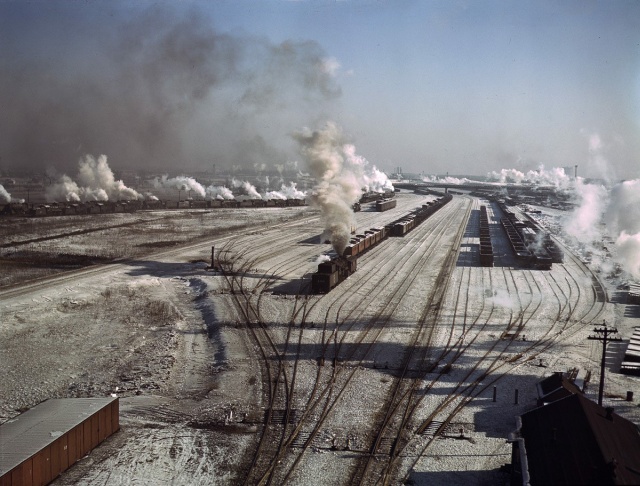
top-left (264, 181), bottom-right (306, 200)
top-left (604, 179), bottom-right (640, 279)
top-left (206, 185), bottom-right (234, 200)
top-left (293, 121), bottom-right (391, 255)
top-left (341, 144), bottom-right (394, 193)
top-left (0, 184), bottom-right (12, 203)
top-left (152, 175), bottom-right (206, 198)
top-left (422, 175), bottom-right (474, 185)
top-left (488, 166), bottom-right (573, 189)
top-left (46, 155), bottom-right (142, 202)
top-left (231, 178), bottom-right (262, 200)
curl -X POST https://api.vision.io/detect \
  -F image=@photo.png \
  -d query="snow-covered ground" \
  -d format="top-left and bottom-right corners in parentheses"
top-left (1, 193), bottom-right (638, 485)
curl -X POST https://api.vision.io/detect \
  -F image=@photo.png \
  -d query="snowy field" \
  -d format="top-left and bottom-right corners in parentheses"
top-left (1, 192), bottom-right (639, 485)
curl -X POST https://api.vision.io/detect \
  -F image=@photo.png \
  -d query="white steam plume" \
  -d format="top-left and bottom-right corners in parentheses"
top-left (232, 178), bottom-right (262, 199)
top-left (342, 144), bottom-right (394, 193)
top-left (0, 184), bottom-right (12, 203)
top-left (293, 121), bottom-right (386, 255)
top-left (152, 175), bottom-right (206, 198)
top-left (265, 182), bottom-right (306, 200)
top-left (563, 178), bottom-right (608, 243)
top-left (206, 185), bottom-right (234, 200)
top-left (422, 175), bottom-right (474, 185)
top-left (605, 179), bottom-right (640, 279)
top-left (46, 154), bottom-right (142, 202)
top-left (488, 165), bottom-right (573, 189)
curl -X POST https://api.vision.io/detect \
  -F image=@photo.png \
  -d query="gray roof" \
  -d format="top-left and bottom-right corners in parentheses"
top-left (0, 397), bottom-right (116, 475)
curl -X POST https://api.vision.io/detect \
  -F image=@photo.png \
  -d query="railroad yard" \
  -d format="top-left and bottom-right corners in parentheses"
top-left (1, 190), bottom-right (639, 485)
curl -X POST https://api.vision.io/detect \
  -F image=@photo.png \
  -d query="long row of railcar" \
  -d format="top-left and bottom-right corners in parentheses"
top-left (0, 198), bottom-right (307, 217)
top-left (343, 226), bottom-right (389, 257)
top-left (311, 194), bottom-right (453, 293)
top-left (479, 205), bottom-right (494, 267)
top-left (501, 217), bottom-right (537, 267)
top-left (499, 204), bottom-right (554, 269)
top-left (388, 194), bottom-right (452, 237)
top-left (517, 210), bottom-right (564, 263)
top-left (501, 203), bottom-right (563, 266)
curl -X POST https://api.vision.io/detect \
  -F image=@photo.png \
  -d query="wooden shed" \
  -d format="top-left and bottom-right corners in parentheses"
top-left (0, 397), bottom-right (119, 486)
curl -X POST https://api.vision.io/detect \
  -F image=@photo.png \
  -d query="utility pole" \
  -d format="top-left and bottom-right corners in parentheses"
top-left (587, 320), bottom-right (622, 406)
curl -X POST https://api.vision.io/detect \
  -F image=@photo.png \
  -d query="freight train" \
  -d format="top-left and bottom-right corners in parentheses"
top-left (311, 194), bottom-right (453, 293)
top-left (0, 198), bottom-right (307, 218)
top-left (388, 194), bottom-right (452, 236)
top-left (479, 205), bottom-right (494, 267)
top-left (499, 203), bottom-right (562, 269)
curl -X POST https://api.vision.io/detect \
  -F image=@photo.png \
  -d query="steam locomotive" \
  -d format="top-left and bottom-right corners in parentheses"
top-left (311, 194), bottom-right (453, 293)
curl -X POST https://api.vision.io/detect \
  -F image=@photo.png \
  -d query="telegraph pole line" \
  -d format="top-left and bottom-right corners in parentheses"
top-left (587, 320), bottom-right (622, 406)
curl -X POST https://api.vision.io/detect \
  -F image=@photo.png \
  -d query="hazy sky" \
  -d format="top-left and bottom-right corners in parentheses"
top-left (1, 0), bottom-right (639, 179)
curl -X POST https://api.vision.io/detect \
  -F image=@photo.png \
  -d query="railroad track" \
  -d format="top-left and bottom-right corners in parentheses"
top-left (233, 197), bottom-right (471, 484)
top-left (387, 203), bottom-right (608, 483)
top-left (193, 194), bottom-right (609, 485)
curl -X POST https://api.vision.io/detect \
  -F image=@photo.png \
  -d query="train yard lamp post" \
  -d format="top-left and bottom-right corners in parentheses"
top-left (587, 320), bottom-right (622, 406)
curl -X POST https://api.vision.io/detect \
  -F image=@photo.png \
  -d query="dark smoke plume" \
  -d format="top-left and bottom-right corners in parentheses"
top-left (0, 4), bottom-right (340, 173)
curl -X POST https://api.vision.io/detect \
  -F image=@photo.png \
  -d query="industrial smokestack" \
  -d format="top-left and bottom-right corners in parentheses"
top-left (574, 165), bottom-right (578, 179)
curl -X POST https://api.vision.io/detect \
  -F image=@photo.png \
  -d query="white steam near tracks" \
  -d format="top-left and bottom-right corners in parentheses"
top-left (293, 121), bottom-right (394, 254)
top-left (46, 155), bottom-right (143, 202)
top-left (486, 156), bottom-right (640, 280)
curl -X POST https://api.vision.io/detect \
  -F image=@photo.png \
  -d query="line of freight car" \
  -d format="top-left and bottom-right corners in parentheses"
top-left (479, 205), bottom-right (494, 267)
top-left (389, 194), bottom-right (452, 237)
top-left (501, 218), bottom-right (552, 269)
top-left (501, 217), bottom-right (534, 266)
top-left (311, 194), bottom-right (454, 293)
top-left (0, 197), bottom-right (308, 217)
top-left (500, 203), bottom-right (555, 265)
top-left (343, 226), bottom-right (389, 257)
top-left (501, 202), bottom-right (562, 265)
top-left (311, 226), bottom-right (389, 293)
top-left (517, 210), bottom-right (565, 263)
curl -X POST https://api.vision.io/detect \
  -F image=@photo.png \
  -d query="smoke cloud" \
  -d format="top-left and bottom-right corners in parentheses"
top-left (293, 121), bottom-right (392, 254)
top-left (0, 185), bottom-right (12, 204)
top-left (152, 175), bottom-right (206, 198)
top-left (206, 185), bottom-right (234, 200)
top-left (45, 155), bottom-right (142, 202)
top-left (563, 178), bottom-right (607, 243)
top-left (0, 4), bottom-right (341, 174)
top-left (231, 178), bottom-right (262, 200)
top-left (605, 179), bottom-right (640, 279)
top-left (488, 166), bottom-right (573, 189)
top-left (265, 182), bottom-right (306, 200)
